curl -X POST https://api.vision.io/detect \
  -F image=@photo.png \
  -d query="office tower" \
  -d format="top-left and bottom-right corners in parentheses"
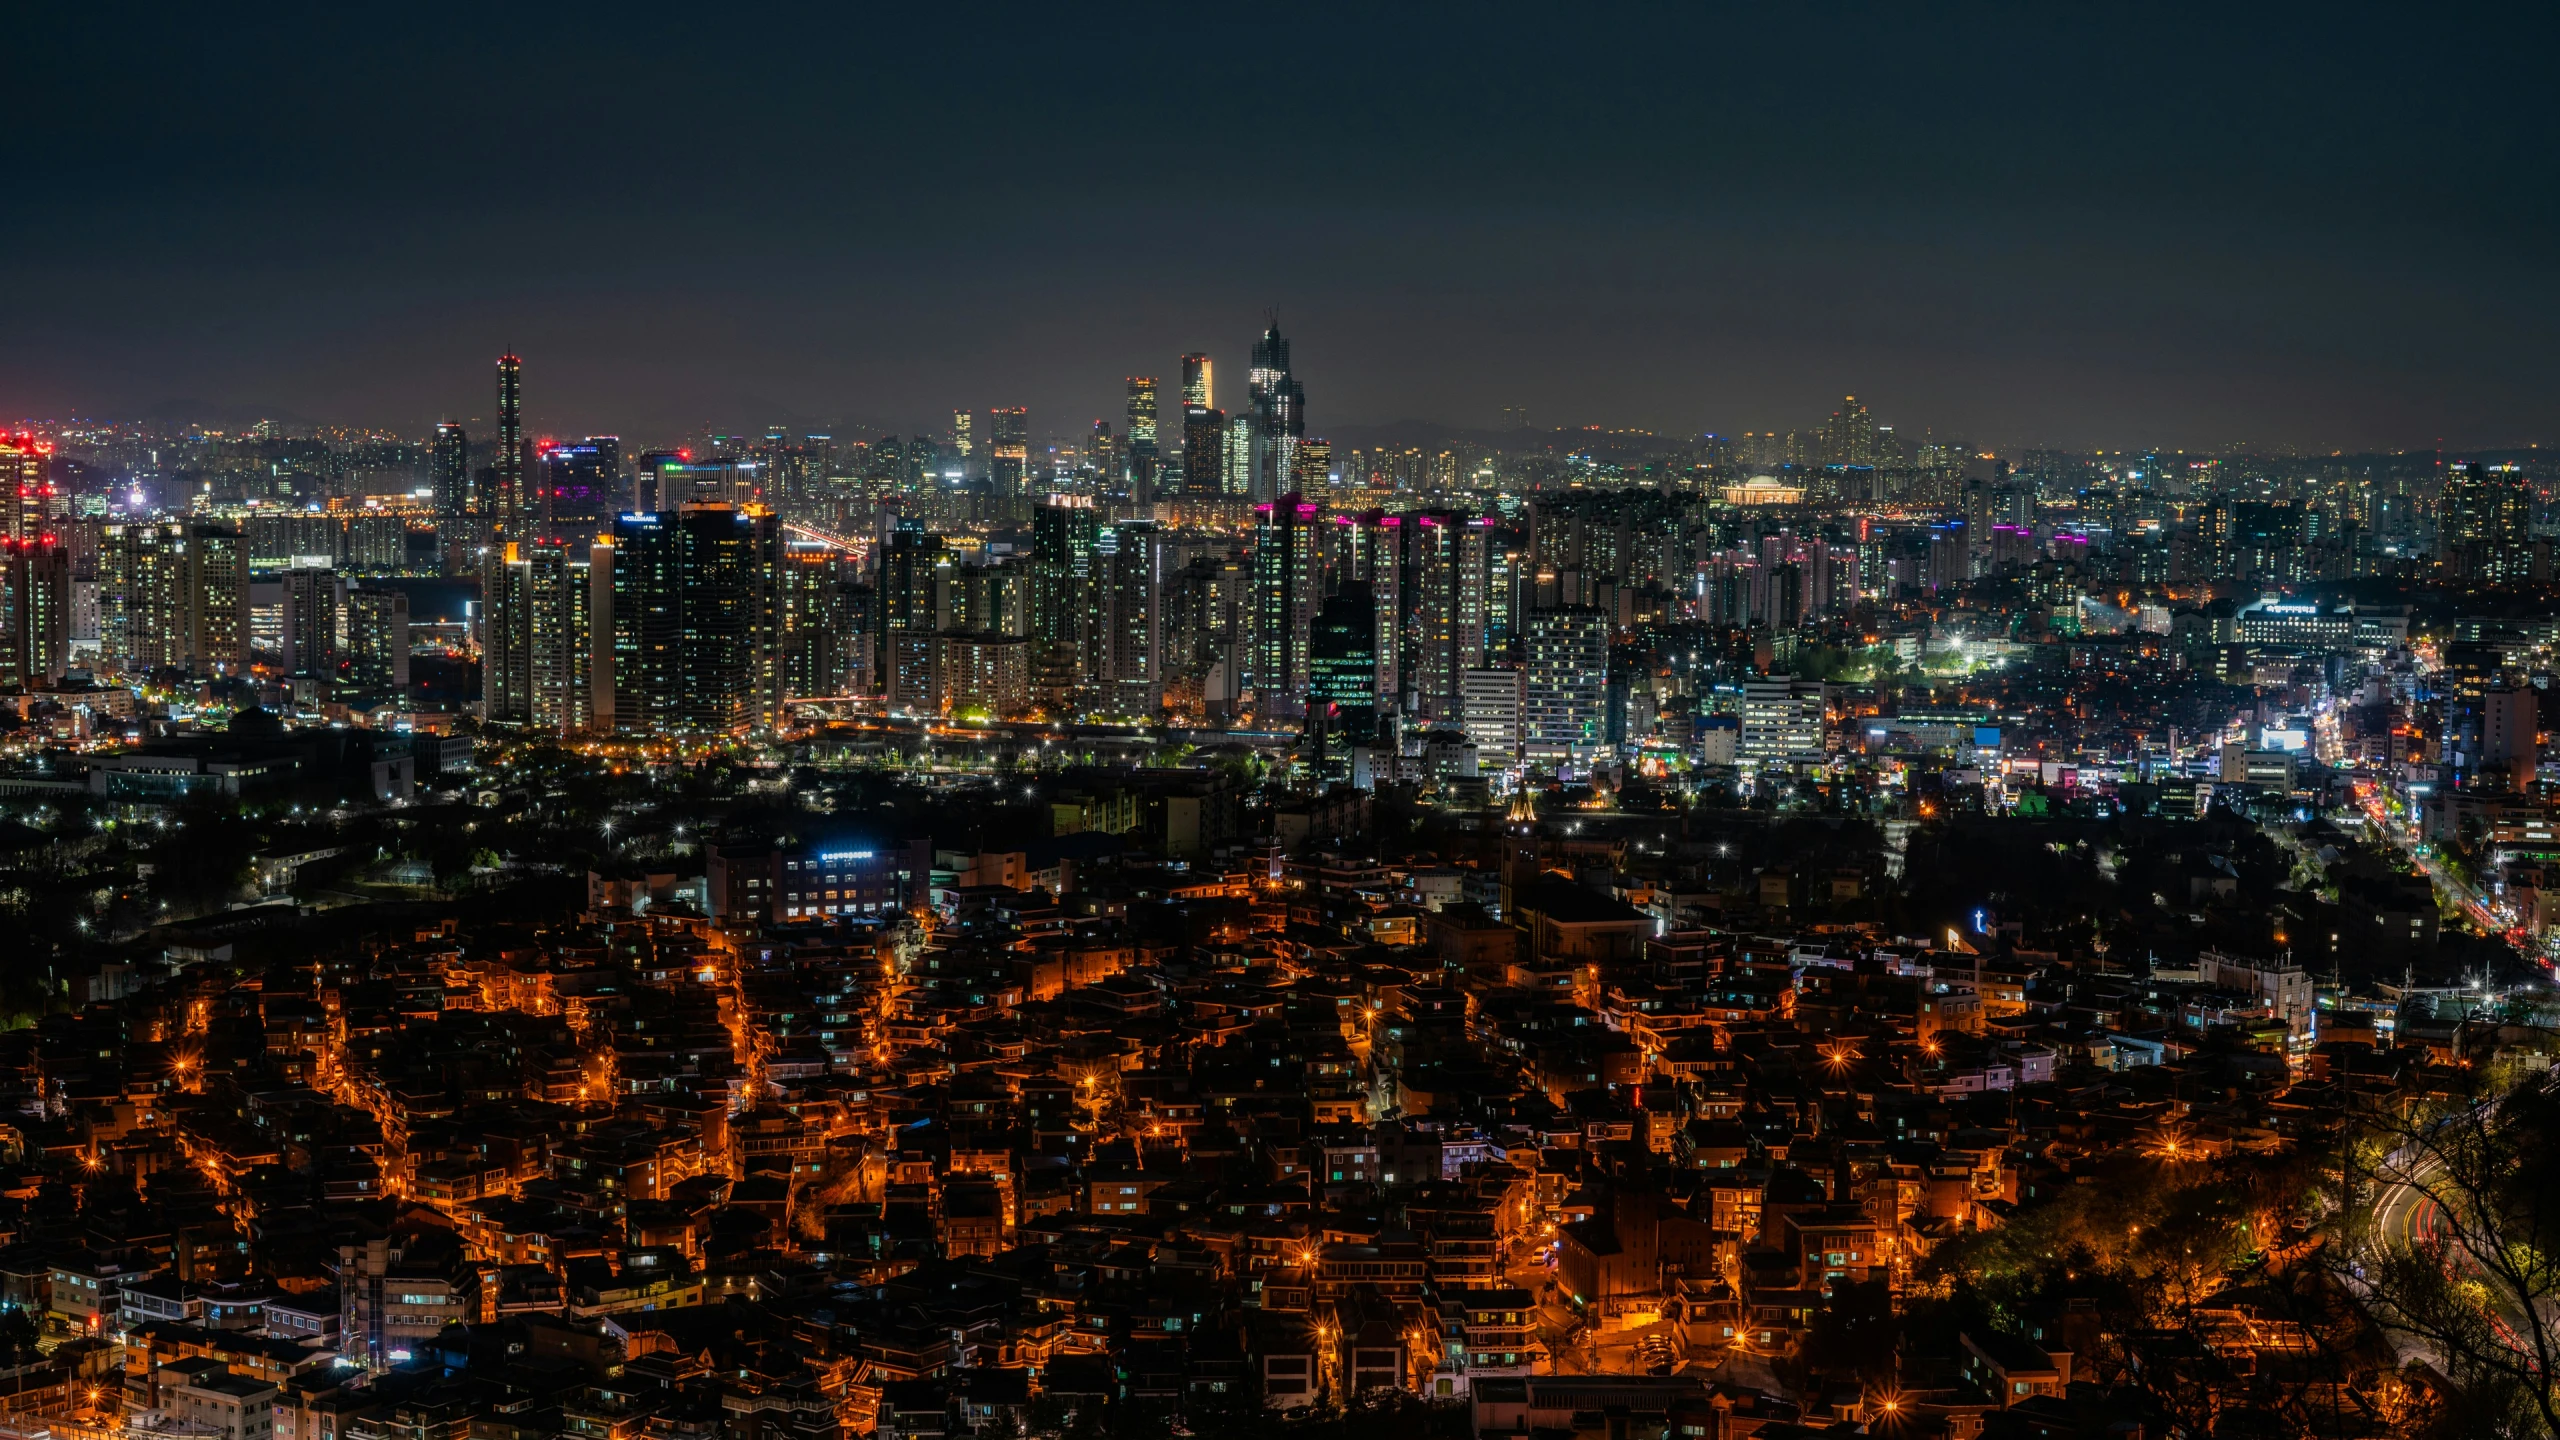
top-left (1740, 677), bottom-right (1827, 763)
top-left (1307, 585), bottom-right (1378, 737)
top-left (1523, 609), bottom-right (1608, 766)
top-left (495, 353), bottom-right (525, 534)
top-left (1292, 437), bottom-right (1332, 493)
top-left (609, 506), bottom-right (782, 735)
top-left (1125, 378), bottom-right (1160, 502)
top-left (988, 407), bottom-right (1029, 497)
top-left (1248, 321), bottom-right (1305, 503)
top-left (2, 432), bottom-right (56, 543)
top-left (1461, 667), bottom-right (1526, 771)
top-left (1086, 420), bottom-right (1117, 490)
top-left (2439, 461), bottom-right (2534, 582)
top-left (1182, 407), bottom-right (1227, 500)
top-left (0, 540), bottom-right (71, 688)
top-left (485, 541), bottom-right (600, 730)
top-left (431, 423), bottom-right (472, 517)
top-left (280, 566), bottom-right (345, 679)
top-left (1181, 353), bottom-right (1213, 409)
top-left (1252, 493), bottom-right (1323, 720)
top-left (1223, 412), bottom-right (1254, 497)
top-left (636, 455), bottom-right (757, 511)
top-left (1409, 512), bottom-right (1492, 722)
top-left (871, 523), bottom-right (948, 712)
top-left (1499, 406), bottom-right (1529, 432)
top-left (344, 588), bottom-right (412, 699)
top-left (778, 541), bottom-right (858, 700)
top-left (540, 439), bottom-right (620, 544)
top-left (1960, 455), bottom-right (2007, 573)
top-left (1094, 520), bottom-right (1162, 715)
top-left (950, 410), bottom-right (975, 459)
top-left (1029, 500), bottom-right (1099, 709)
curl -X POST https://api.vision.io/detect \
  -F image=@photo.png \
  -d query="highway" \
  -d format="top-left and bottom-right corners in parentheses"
top-left (2364, 1101), bottom-right (2548, 1374)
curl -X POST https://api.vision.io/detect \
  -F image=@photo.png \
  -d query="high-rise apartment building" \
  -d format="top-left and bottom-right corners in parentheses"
top-left (1, 433), bottom-right (52, 545)
top-left (495, 354), bottom-right (525, 534)
top-left (1248, 322), bottom-right (1305, 503)
top-left (1252, 493), bottom-right (1323, 720)
top-left (345, 588), bottom-right (412, 699)
top-left (1523, 609), bottom-right (1608, 765)
top-left (1125, 379), bottom-right (1160, 502)
top-left (0, 540), bottom-right (71, 688)
top-left (2, 433), bottom-right (57, 543)
top-left (431, 422), bottom-right (472, 518)
top-left (778, 542), bottom-right (858, 701)
top-left (949, 410), bottom-right (975, 459)
top-left (873, 524), bottom-right (949, 712)
top-left (1410, 512), bottom-right (1493, 723)
top-left (1030, 500), bottom-right (1099, 709)
top-left (1181, 353), bottom-right (1213, 409)
top-left (98, 521), bottom-right (249, 676)
top-left (486, 541), bottom-right (601, 730)
top-left (1093, 521), bottom-right (1163, 716)
top-left (609, 506), bottom-right (782, 735)
top-left (280, 566), bottom-right (344, 679)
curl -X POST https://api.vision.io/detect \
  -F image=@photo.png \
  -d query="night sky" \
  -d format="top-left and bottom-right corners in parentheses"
top-left (11, 6), bottom-right (2557, 452)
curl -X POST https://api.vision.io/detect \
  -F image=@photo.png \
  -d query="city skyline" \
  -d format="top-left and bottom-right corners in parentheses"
top-left (9, 9), bottom-right (2560, 451)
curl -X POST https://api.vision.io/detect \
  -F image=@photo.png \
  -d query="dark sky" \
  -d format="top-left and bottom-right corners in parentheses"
top-left (11, 5), bottom-right (2558, 452)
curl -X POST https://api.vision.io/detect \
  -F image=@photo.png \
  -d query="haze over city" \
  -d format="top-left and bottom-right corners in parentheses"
top-left (9, 7), bottom-right (2560, 450)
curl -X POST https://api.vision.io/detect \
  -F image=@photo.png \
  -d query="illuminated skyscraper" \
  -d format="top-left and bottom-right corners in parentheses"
top-left (609, 506), bottom-right (783, 734)
top-left (431, 422), bottom-right (472, 518)
top-left (779, 541), bottom-right (858, 700)
top-left (1410, 512), bottom-right (1492, 722)
top-left (0, 540), bottom-right (71, 688)
top-left (345, 587), bottom-right (412, 699)
top-left (1125, 378), bottom-right (1160, 502)
top-left (1252, 493), bottom-right (1322, 719)
top-left (2, 432), bottom-right (57, 543)
top-left (988, 406), bottom-right (1029, 496)
top-left (1307, 584), bottom-right (1378, 736)
top-left (1223, 413), bottom-right (1254, 496)
top-left (1031, 499), bottom-right (1099, 709)
top-left (486, 541), bottom-right (600, 730)
top-left (540, 438), bottom-right (621, 544)
top-left (2440, 461), bottom-right (2534, 582)
top-left (495, 353), bottom-right (525, 534)
top-left (871, 523), bottom-right (947, 711)
top-left (1523, 609), bottom-right (1608, 766)
top-left (1182, 407), bottom-right (1226, 500)
top-left (1094, 520), bottom-right (1162, 715)
top-left (1087, 420), bottom-right (1117, 489)
top-left (1248, 321), bottom-right (1304, 503)
top-left (950, 410), bottom-right (975, 459)
top-left (97, 521), bottom-right (248, 676)
top-left (1181, 353), bottom-right (1213, 409)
